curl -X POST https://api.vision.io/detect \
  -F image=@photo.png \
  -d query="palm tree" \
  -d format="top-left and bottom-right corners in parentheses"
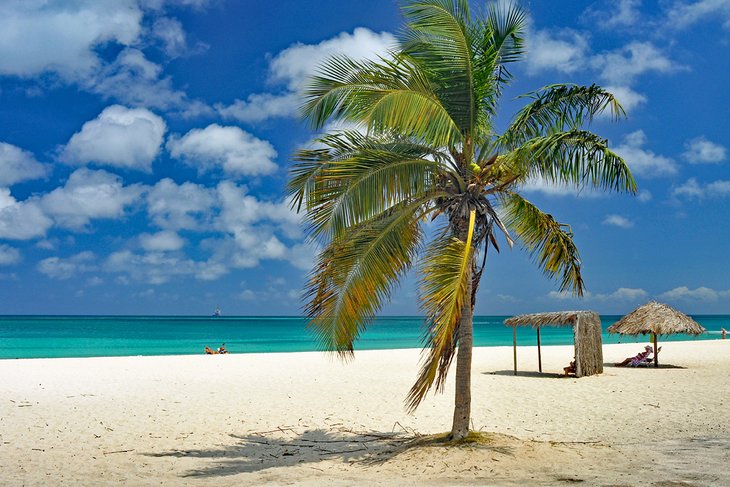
top-left (289, 0), bottom-right (635, 440)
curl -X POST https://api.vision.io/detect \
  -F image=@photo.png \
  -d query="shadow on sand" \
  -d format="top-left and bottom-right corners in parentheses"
top-left (603, 362), bottom-right (687, 369)
top-left (144, 427), bottom-right (516, 478)
top-left (484, 370), bottom-right (564, 378)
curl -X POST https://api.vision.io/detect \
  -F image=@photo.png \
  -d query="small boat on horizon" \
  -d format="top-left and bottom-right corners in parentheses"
top-left (212, 306), bottom-right (222, 317)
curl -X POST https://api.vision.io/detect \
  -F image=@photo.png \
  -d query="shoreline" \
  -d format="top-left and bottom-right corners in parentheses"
top-left (1, 340), bottom-right (728, 485)
top-left (0, 336), bottom-right (723, 361)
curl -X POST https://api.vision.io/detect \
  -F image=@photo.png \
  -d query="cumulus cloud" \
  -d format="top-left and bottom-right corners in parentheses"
top-left (664, 0), bottom-right (730, 30)
top-left (592, 42), bottom-right (680, 85)
top-left (39, 168), bottom-right (144, 229)
top-left (614, 130), bottom-right (678, 177)
top-left (547, 287), bottom-right (647, 302)
top-left (0, 1), bottom-right (142, 79)
top-left (37, 251), bottom-right (96, 280)
top-left (637, 189), bottom-right (652, 202)
top-left (660, 285), bottom-right (730, 302)
top-left (672, 178), bottom-right (730, 199)
top-left (520, 176), bottom-right (601, 198)
top-left (217, 28), bottom-right (396, 123)
top-left (0, 2), bottom-right (211, 116)
top-left (0, 188), bottom-right (53, 240)
top-left (167, 124), bottom-right (278, 176)
top-left (682, 137), bottom-right (726, 164)
top-left (0, 142), bottom-right (48, 186)
top-left (602, 85), bottom-right (647, 113)
top-left (0, 244), bottom-right (21, 265)
top-left (217, 92), bottom-right (300, 123)
top-left (60, 105), bottom-right (166, 171)
top-left (139, 230), bottom-right (185, 251)
top-left (146, 178), bottom-right (215, 230)
top-left (587, 0), bottom-right (643, 28)
top-left (525, 28), bottom-right (589, 74)
top-left (602, 214), bottom-right (634, 228)
top-left (105, 249), bottom-right (227, 284)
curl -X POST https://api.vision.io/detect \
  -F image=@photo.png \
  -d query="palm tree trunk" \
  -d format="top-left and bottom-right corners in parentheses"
top-left (450, 266), bottom-right (473, 440)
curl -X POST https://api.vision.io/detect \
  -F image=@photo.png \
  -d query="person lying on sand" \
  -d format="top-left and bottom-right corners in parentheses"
top-left (615, 345), bottom-right (659, 367)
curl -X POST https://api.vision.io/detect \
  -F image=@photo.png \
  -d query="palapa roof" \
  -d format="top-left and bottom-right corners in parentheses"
top-left (607, 301), bottom-right (706, 336)
top-left (504, 310), bottom-right (600, 328)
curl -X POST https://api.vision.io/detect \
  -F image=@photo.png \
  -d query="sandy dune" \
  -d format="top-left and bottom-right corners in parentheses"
top-left (1, 340), bottom-right (728, 485)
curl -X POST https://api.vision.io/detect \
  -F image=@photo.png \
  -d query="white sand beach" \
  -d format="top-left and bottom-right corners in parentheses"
top-left (1, 340), bottom-right (728, 486)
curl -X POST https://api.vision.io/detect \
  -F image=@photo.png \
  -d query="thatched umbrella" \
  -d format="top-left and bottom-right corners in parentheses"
top-left (504, 311), bottom-right (603, 377)
top-left (607, 301), bottom-right (705, 367)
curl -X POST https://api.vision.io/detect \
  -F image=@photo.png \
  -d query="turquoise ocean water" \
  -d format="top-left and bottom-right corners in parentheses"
top-left (0, 315), bottom-right (727, 359)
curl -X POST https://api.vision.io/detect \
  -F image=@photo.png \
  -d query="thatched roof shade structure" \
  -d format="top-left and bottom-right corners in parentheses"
top-left (607, 301), bottom-right (705, 367)
top-left (504, 311), bottom-right (603, 377)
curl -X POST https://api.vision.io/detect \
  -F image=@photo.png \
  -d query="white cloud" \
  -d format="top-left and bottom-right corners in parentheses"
top-left (525, 28), bottom-right (589, 74)
top-left (672, 178), bottom-right (730, 199)
top-left (139, 230), bottom-right (185, 251)
top-left (614, 130), bottom-right (678, 177)
top-left (269, 27), bottom-right (396, 92)
top-left (287, 242), bottom-right (320, 271)
top-left (105, 249), bottom-right (227, 284)
top-left (520, 176), bottom-right (601, 198)
top-left (665, 0), bottom-right (730, 30)
top-left (660, 285), bottom-right (730, 302)
top-left (216, 92), bottom-right (300, 123)
top-left (0, 2), bottom-right (211, 117)
top-left (167, 124), bottom-right (278, 176)
top-left (146, 178), bottom-right (215, 230)
top-left (151, 17), bottom-right (187, 57)
top-left (603, 85), bottom-right (647, 113)
top-left (0, 244), bottom-right (21, 265)
top-left (40, 168), bottom-right (143, 229)
top-left (217, 28), bottom-right (396, 123)
top-left (637, 189), bottom-right (652, 202)
top-left (591, 0), bottom-right (643, 28)
top-left (682, 137), bottom-right (726, 164)
top-left (0, 142), bottom-right (48, 185)
top-left (592, 42), bottom-right (680, 85)
top-left (37, 251), bottom-right (96, 280)
top-left (0, 1), bottom-right (142, 80)
top-left (602, 214), bottom-right (634, 228)
top-left (596, 287), bottom-right (647, 300)
top-left (60, 105), bottom-right (166, 171)
top-left (0, 188), bottom-right (53, 240)
top-left (88, 48), bottom-right (211, 117)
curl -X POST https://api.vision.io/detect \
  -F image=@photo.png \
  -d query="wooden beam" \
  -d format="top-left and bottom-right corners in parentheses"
top-left (536, 326), bottom-right (542, 373)
top-left (653, 333), bottom-right (659, 368)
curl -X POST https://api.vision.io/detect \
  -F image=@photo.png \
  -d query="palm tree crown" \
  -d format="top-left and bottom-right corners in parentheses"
top-left (289, 0), bottom-right (635, 439)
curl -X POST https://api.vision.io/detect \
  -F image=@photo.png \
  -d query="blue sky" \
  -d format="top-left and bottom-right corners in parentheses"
top-left (0, 0), bottom-right (728, 315)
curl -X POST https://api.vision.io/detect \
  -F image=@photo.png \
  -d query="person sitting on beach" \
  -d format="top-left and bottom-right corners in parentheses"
top-left (217, 344), bottom-right (228, 354)
top-left (563, 360), bottom-right (576, 376)
top-left (615, 345), bottom-right (655, 367)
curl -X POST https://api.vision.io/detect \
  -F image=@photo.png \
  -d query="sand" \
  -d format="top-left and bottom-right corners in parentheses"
top-left (1, 340), bottom-right (728, 486)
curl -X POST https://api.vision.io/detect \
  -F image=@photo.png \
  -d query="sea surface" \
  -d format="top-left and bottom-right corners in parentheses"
top-left (0, 315), bottom-right (727, 359)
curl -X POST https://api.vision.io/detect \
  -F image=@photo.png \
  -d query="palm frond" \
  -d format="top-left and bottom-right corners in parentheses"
top-left (301, 54), bottom-right (461, 147)
top-left (401, 0), bottom-right (475, 133)
top-left (502, 84), bottom-right (626, 147)
top-left (504, 129), bottom-right (637, 194)
top-left (306, 197), bottom-right (432, 355)
top-left (501, 194), bottom-right (584, 295)
top-left (406, 209), bottom-right (475, 412)
top-left (290, 131), bottom-right (446, 239)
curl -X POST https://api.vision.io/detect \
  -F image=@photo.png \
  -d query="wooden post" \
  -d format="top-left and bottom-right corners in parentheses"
top-left (536, 326), bottom-right (542, 373)
top-left (513, 325), bottom-right (517, 376)
top-left (653, 333), bottom-right (659, 368)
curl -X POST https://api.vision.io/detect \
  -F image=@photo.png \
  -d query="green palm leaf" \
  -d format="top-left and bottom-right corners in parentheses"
top-left (406, 210), bottom-right (475, 411)
top-left (502, 194), bottom-right (584, 295)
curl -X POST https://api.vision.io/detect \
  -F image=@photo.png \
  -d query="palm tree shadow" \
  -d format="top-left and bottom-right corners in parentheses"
top-left (144, 428), bottom-right (517, 478)
top-left (144, 428), bottom-right (413, 478)
top-left (485, 370), bottom-right (564, 378)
